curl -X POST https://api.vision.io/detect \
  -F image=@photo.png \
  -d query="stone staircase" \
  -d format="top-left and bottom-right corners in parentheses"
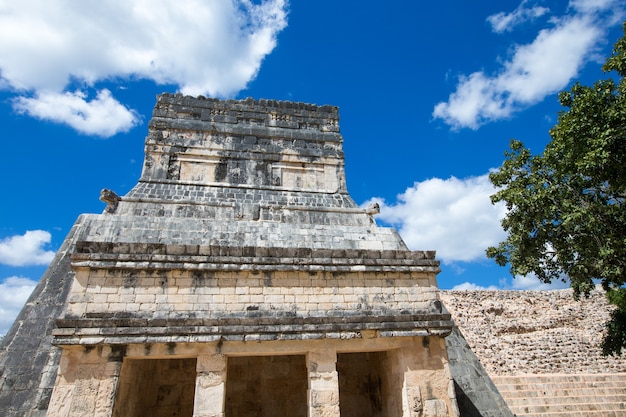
top-left (491, 373), bottom-right (626, 416)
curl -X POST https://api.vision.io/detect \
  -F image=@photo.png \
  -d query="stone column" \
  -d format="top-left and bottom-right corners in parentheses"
top-left (307, 350), bottom-right (340, 417)
top-left (95, 360), bottom-right (123, 417)
top-left (46, 347), bottom-right (122, 417)
top-left (399, 338), bottom-right (459, 417)
top-left (193, 354), bottom-right (227, 417)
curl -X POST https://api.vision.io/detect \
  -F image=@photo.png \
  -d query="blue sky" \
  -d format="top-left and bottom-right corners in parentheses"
top-left (0, 0), bottom-right (624, 334)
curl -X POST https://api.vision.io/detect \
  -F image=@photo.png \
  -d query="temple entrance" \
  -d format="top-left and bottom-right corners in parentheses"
top-left (225, 355), bottom-right (308, 417)
top-left (338, 351), bottom-right (400, 417)
top-left (112, 358), bottom-right (196, 417)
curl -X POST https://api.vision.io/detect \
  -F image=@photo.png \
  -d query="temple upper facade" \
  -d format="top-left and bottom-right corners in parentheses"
top-left (47, 94), bottom-right (457, 417)
top-left (2, 94), bottom-right (514, 417)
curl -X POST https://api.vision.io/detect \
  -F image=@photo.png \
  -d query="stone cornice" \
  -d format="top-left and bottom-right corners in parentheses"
top-left (71, 242), bottom-right (440, 273)
top-left (52, 312), bottom-right (453, 346)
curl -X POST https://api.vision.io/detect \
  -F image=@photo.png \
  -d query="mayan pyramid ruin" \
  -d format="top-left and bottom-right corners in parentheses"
top-left (0, 94), bottom-right (511, 417)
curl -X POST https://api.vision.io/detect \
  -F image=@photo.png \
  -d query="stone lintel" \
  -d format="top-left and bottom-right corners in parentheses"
top-left (56, 311), bottom-right (452, 326)
top-left (52, 312), bottom-right (453, 345)
top-left (52, 320), bottom-right (453, 346)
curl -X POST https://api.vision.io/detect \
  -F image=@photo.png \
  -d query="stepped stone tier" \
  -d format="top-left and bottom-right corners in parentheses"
top-left (492, 374), bottom-right (626, 416)
top-left (0, 94), bottom-right (512, 417)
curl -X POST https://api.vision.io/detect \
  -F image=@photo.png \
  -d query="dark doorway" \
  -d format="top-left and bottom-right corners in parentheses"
top-left (112, 358), bottom-right (197, 417)
top-left (338, 351), bottom-right (398, 417)
top-left (225, 355), bottom-right (308, 417)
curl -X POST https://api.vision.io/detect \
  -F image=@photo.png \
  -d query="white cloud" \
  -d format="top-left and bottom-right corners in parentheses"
top-left (487, 0), bottom-right (550, 33)
top-left (450, 275), bottom-right (571, 291)
top-left (433, 0), bottom-right (617, 130)
top-left (497, 17), bottom-right (600, 103)
top-left (368, 174), bottom-right (506, 263)
top-left (0, 276), bottom-right (37, 336)
top-left (570, 0), bottom-right (619, 14)
top-left (451, 281), bottom-right (499, 290)
top-left (508, 273), bottom-right (571, 290)
top-left (0, 0), bottom-right (288, 137)
top-left (14, 90), bottom-right (140, 137)
top-left (0, 230), bottom-right (55, 267)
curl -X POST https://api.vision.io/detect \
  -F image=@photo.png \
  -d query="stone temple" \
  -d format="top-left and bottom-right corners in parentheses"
top-left (0, 94), bottom-right (510, 417)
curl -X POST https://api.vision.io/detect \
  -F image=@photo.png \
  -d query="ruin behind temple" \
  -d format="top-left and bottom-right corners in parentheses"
top-left (1, 94), bottom-right (513, 417)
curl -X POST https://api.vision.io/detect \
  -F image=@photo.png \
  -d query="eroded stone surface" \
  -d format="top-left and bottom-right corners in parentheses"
top-left (39, 95), bottom-right (459, 417)
top-left (441, 289), bottom-right (626, 376)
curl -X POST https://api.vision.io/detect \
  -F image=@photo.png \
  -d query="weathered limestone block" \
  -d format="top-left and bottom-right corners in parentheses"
top-left (399, 339), bottom-right (459, 417)
top-left (193, 354), bottom-right (226, 417)
top-left (405, 386), bottom-right (423, 417)
top-left (423, 399), bottom-right (449, 417)
top-left (307, 350), bottom-right (340, 417)
top-left (46, 347), bottom-right (121, 417)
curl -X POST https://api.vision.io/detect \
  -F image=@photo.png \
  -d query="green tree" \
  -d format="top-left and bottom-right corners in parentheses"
top-left (487, 25), bottom-right (626, 356)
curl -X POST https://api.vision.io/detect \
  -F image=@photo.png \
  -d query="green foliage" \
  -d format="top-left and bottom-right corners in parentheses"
top-left (602, 287), bottom-right (626, 356)
top-left (488, 24), bottom-right (626, 355)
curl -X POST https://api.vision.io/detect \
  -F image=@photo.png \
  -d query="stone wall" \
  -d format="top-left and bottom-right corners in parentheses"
top-left (42, 94), bottom-right (462, 417)
top-left (142, 94), bottom-right (344, 196)
top-left (440, 288), bottom-right (626, 376)
top-left (65, 267), bottom-right (439, 330)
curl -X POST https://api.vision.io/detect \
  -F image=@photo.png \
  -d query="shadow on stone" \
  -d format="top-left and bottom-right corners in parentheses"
top-left (446, 326), bottom-right (514, 417)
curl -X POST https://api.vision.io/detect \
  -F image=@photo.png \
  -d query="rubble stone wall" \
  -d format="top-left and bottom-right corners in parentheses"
top-left (440, 289), bottom-right (626, 376)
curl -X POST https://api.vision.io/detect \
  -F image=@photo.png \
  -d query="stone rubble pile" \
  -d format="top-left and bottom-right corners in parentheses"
top-left (440, 288), bottom-right (626, 376)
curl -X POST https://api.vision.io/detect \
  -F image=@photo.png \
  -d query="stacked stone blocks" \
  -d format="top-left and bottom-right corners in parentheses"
top-left (41, 94), bottom-right (462, 417)
top-left (492, 374), bottom-right (626, 416)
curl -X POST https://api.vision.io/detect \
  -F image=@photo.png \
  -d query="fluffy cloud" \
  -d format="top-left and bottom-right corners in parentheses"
top-left (570, 0), bottom-right (623, 14)
top-left (451, 282), bottom-right (499, 291)
top-left (367, 174), bottom-right (507, 263)
top-left (14, 90), bottom-right (140, 137)
top-left (433, 0), bottom-right (620, 130)
top-left (0, 276), bottom-right (37, 336)
top-left (0, 0), bottom-right (288, 137)
top-left (487, 0), bottom-right (550, 33)
top-left (453, 274), bottom-right (571, 291)
top-left (508, 273), bottom-right (571, 290)
top-left (0, 230), bottom-right (55, 266)
top-left (369, 173), bottom-right (579, 290)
